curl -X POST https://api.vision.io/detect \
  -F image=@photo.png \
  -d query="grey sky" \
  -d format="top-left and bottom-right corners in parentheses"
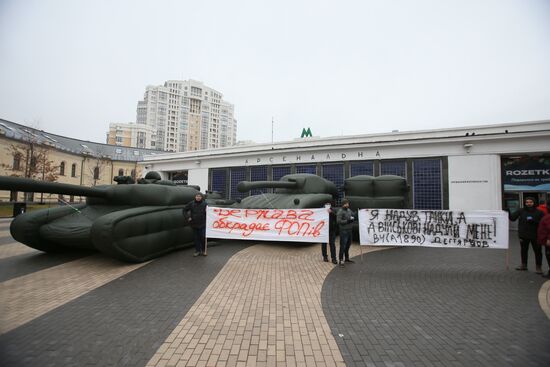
top-left (1, 0), bottom-right (549, 145)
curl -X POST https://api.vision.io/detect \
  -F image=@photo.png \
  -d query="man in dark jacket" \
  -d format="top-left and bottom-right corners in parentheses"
top-left (321, 201), bottom-right (338, 264)
top-left (337, 199), bottom-right (355, 267)
top-left (184, 193), bottom-right (208, 257)
top-left (509, 197), bottom-right (544, 273)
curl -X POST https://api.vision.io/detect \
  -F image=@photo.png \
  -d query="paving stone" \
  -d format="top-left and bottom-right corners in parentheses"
top-left (0, 241), bottom-right (250, 366)
top-left (321, 233), bottom-right (550, 366)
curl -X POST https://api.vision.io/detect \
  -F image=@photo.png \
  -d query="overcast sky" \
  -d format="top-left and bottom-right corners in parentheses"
top-left (1, 0), bottom-right (549, 145)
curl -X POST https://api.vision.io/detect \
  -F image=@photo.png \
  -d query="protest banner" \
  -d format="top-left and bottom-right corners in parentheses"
top-left (206, 207), bottom-right (329, 243)
top-left (358, 209), bottom-right (509, 249)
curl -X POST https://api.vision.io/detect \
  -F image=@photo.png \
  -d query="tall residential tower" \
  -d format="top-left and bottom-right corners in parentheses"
top-left (136, 80), bottom-right (237, 152)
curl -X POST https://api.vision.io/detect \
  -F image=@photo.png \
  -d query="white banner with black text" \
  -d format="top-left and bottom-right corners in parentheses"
top-left (358, 209), bottom-right (509, 249)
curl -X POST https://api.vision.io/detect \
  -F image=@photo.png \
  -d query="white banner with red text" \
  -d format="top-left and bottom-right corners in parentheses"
top-left (206, 207), bottom-right (329, 243)
top-left (358, 209), bottom-right (509, 249)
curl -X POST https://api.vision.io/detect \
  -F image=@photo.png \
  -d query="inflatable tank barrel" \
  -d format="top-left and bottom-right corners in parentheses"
top-left (0, 176), bottom-right (107, 198)
top-left (237, 180), bottom-right (297, 192)
top-left (0, 175), bottom-right (199, 207)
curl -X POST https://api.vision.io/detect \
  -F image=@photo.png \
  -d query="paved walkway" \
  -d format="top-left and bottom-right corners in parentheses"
top-left (0, 217), bottom-right (549, 366)
top-left (322, 245), bottom-right (550, 366)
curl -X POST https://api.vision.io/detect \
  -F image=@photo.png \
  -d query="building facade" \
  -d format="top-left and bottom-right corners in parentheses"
top-left (106, 122), bottom-right (156, 149)
top-left (0, 119), bottom-right (157, 203)
top-left (136, 80), bottom-right (237, 152)
top-left (140, 120), bottom-right (550, 215)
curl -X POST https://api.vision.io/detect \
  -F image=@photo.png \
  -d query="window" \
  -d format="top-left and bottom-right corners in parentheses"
top-left (118, 169), bottom-right (124, 176)
top-left (272, 166), bottom-right (291, 181)
top-left (93, 166), bottom-right (100, 180)
top-left (250, 166), bottom-right (268, 194)
top-left (322, 164), bottom-right (344, 205)
top-left (413, 159), bottom-right (442, 210)
top-left (350, 161), bottom-right (374, 176)
top-left (380, 160), bottom-right (406, 178)
top-left (13, 154), bottom-right (21, 170)
top-left (71, 163), bottom-right (77, 177)
top-left (210, 169), bottom-right (227, 198)
top-left (296, 165), bottom-right (317, 175)
top-left (230, 167), bottom-right (247, 200)
top-left (59, 161), bottom-right (65, 176)
top-left (115, 148), bottom-right (123, 154)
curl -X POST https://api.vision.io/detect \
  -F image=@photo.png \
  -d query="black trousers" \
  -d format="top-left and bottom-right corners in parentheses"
top-left (519, 238), bottom-right (542, 266)
top-left (545, 246), bottom-right (550, 268)
top-left (193, 227), bottom-right (206, 253)
top-left (322, 230), bottom-right (337, 260)
top-left (339, 229), bottom-right (352, 261)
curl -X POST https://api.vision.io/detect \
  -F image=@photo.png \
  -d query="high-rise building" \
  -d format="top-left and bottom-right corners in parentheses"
top-left (136, 80), bottom-right (237, 152)
top-left (106, 122), bottom-right (156, 149)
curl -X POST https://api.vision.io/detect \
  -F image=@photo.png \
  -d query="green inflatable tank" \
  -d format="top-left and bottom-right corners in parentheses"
top-left (344, 175), bottom-right (409, 210)
top-left (234, 173), bottom-right (337, 209)
top-left (0, 172), bottom-right (199, 262)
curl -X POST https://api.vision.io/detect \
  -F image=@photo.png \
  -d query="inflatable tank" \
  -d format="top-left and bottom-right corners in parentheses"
top-left (0, 172), bottom-right (199, 262)
top-left (234, 173), bottom-right (337, 209)
top-left (344, 175), bottom-right (409, 211)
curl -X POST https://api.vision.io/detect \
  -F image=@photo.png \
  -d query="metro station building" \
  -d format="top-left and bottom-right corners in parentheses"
top-left (141, 120), bottom-right (550, 214)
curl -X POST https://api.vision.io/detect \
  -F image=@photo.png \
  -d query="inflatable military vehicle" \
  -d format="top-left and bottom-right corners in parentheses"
top-left (344, 175), bottom-right (409, 210)
top-left (234, 173), bottom-right (338, 209)
top-left (0, 172), bottom-right (199, 262)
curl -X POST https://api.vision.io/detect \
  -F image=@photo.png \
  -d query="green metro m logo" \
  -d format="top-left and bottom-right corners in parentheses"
top-left (301, 127), bottom-right (312, 138)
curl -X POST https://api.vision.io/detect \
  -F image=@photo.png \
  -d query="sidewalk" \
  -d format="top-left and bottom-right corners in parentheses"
top-left (0, 215), bottom-right (549, 366)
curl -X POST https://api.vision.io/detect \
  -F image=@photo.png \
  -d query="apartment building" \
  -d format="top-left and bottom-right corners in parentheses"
top-left (106, 122), bottom-right (156, 149)
top-left (136, 80), bottom-right (237, 152)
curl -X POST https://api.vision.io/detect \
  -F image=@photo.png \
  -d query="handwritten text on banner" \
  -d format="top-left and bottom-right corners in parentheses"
top-left (206, 207), bottom-right (329, 243)
top-left (358, 209), bottom-right (509, 249)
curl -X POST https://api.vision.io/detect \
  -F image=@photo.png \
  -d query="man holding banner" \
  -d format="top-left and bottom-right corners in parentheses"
top-left (337, 199), bottom-right (356, 266)
top-left (184, 193), bottom-right (208, 257)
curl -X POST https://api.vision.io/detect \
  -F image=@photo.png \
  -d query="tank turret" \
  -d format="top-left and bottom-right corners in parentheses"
top-left (233, 173), bottom-right (337, 209)
top-left (344, 175), bottom-right (409, 210)
top-left (0, 173), bottom-right (199, 262)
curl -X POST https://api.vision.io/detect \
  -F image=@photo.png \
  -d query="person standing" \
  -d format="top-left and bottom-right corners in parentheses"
top-left (537, 213), bottom-right (550, 278)
top-left (337, 199), bottom-right (355, 267)
top-left (537, 200), bottom-right (549, 215)
top-left (508, 197), bottom-right (544, 273)
top-left (321, 201), bottom-right (338, 264)
top-left (184, 192), bottom-right (208, 257)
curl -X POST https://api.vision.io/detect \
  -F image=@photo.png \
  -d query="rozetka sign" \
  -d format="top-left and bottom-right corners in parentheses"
top-left (206, 207), bottom-right (329, 243)
top-left (358, 209), bottom-right (508, 249)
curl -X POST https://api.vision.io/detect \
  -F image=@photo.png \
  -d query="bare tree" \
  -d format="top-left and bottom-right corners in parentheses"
top-left (83, 147), bottom-right (111, 187)
top-left (1, 142), bottom-right (59, 202)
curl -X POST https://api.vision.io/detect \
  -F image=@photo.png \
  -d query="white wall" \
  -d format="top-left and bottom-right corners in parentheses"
top-left (188, 168), bottom-right (209, 193)
top-left (448, 154), bottom-right (502, 210)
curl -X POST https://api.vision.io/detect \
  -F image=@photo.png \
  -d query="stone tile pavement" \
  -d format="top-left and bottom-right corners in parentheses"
top-left (322, 238), bottom-right (550, 367)
top-left (146, 243), bottom-right (383, 367)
